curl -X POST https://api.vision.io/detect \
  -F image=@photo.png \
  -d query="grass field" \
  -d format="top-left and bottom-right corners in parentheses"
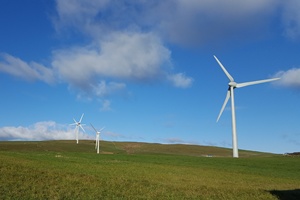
top-left (0, 140), bottom-right (299, 199)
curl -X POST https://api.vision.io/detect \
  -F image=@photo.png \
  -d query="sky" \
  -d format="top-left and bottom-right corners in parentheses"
top-left (0, 0), bottom-right (300, 154)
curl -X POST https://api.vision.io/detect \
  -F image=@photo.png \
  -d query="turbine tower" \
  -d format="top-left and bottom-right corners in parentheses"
top-left (214, 55), bottom-right (280, 158)
top-left (91, 124), bottom-right (104, 154)
top-left (70, 113), bottom-right (85, 144)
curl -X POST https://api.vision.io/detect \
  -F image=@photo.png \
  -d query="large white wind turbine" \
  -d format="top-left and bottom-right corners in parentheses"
top-left (90, 124), bottom-right (104, 154)
top-left (214, 55), bottom-right (280, 158)
top-left (70, 113), bottom-right (85, 144)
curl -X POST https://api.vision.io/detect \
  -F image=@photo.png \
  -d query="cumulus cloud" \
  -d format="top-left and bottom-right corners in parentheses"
top-left (0, 53), bottom-right (55, 84)
top-left (92, 81), bottom-right (126, 97)
top-left (53, 0), bottom-right (111, 37)
top-left (50, 29), bottom-right (192, 102)
top-left (167, 73), bottom-right (193, 88)
top-left (52, 32), bottom-right (171, 87)
top-left (0, 121), bottom-right (92, 141)
top-left (274, 68), bottom-right (300, 88)
top-left (281, 0), bottom-right (300, 40)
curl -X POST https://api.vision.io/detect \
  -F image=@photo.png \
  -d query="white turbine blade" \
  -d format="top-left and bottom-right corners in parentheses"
top-left (90, 123), bottom-right (98, 133)
top-left (99, 127), bottom-right (105, 132)
top-left (213, 55), bottom-right (234, 82)
top-left (79, 125), bottom-right (85, 132)
top-left (217, 89), bottom-right (231, 122)
top-left (79, 113), bottom-right (84, 123)
top-left (69, 122), bottom-right (77, 126)
top-left (236, 78), bottom-right (280, 88)
top-left (73, 118), bottom-right (77, 124)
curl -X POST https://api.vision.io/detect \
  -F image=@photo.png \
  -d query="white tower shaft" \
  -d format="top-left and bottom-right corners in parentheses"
top-left (76, 127), bottom-right (79, 144)
top-left (97, 135), bottom-right (100, 154)
top-left (230, 87), bottom-right (238, 158)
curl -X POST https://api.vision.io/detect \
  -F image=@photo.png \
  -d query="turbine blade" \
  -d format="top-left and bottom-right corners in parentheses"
top-left (79, 125), bottom-right (85, 132)
top-left (217, 89), bottom-right (231, 122)
top-left (100, 127), bottom-right (105, 132)
top-left (73, 118), bottom-right (77, 124)
top-left (79, 113), bottom-right (84, 123)
top-left (236, 78), bottom-right (280, 88)
top-left (213, 55), bottom-right (234, 82)
top-left (90, 123), bottom-right (97, 133)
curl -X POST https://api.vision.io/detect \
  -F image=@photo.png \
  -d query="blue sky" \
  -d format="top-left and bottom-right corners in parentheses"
top-left (0, 0), bottom-right (300, 154)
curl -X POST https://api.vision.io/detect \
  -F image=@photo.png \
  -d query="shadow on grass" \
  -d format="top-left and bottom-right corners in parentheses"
top-left (270, 189), bottom-right (300, 200)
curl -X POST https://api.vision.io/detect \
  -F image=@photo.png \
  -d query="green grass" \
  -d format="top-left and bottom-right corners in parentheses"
top-left (0, 140), bottom-right (299, 199)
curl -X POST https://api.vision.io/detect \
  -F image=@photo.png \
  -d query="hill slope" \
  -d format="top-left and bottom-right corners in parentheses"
top-left (0, 140), bottom-right (274, 157)
top-left (0, 140), bottom-right (299, 199)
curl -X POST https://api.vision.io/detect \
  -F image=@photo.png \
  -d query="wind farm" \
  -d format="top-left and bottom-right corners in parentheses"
top-left (0, 56), bottom-right (297, 198)
top-left (1, 1), bottom-right (300, 199)
top-left (1, 0), bottom-right (299, 156)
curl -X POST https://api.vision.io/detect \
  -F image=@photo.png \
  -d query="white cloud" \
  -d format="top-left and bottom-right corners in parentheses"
top-left (100, 99), bottom-right (112, 111)
top-left (0, 121), bottom-right (92, 141)
top-left (52, 32), bottom-right (171, 87)
top-left (51, 30), bottom-right (192, 96)
top-left (92, 81), bottom-right (126, 97)
top-left (281, 0), bottom-right (300, 40)
top-left (0, 53), bottom-right (55, 84)
top-left (54, 0), bottom-right (110, 37)
top-left (167, 73), bottom-right (193, 88)
top-left (274, 68), bottom-right (300, 88)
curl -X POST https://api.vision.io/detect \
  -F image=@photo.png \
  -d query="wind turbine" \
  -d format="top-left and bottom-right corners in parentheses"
top-left (70, 113), bottom-right (85, 144)
top-left (90, 124), bottom-right (104, 154)
top-left (214, 55), bottom-right (280, 158)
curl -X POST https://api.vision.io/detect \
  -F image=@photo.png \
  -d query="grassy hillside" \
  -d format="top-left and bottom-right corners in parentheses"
top-left (0, 140), bottom-right (299, 199)
top-left (0, 140), bottom-right (274, 157)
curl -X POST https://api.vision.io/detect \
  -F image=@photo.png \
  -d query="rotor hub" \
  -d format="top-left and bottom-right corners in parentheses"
top-left (229, 81), bottom-right (237, 87)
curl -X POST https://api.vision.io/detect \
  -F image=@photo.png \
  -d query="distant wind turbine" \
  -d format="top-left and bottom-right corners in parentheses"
top-left (90, 124), bottom-right (104, 154)
top-left (214, 55), bottom-right (280, 158)
top-left (70, 113), bottom-right (85, 144)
